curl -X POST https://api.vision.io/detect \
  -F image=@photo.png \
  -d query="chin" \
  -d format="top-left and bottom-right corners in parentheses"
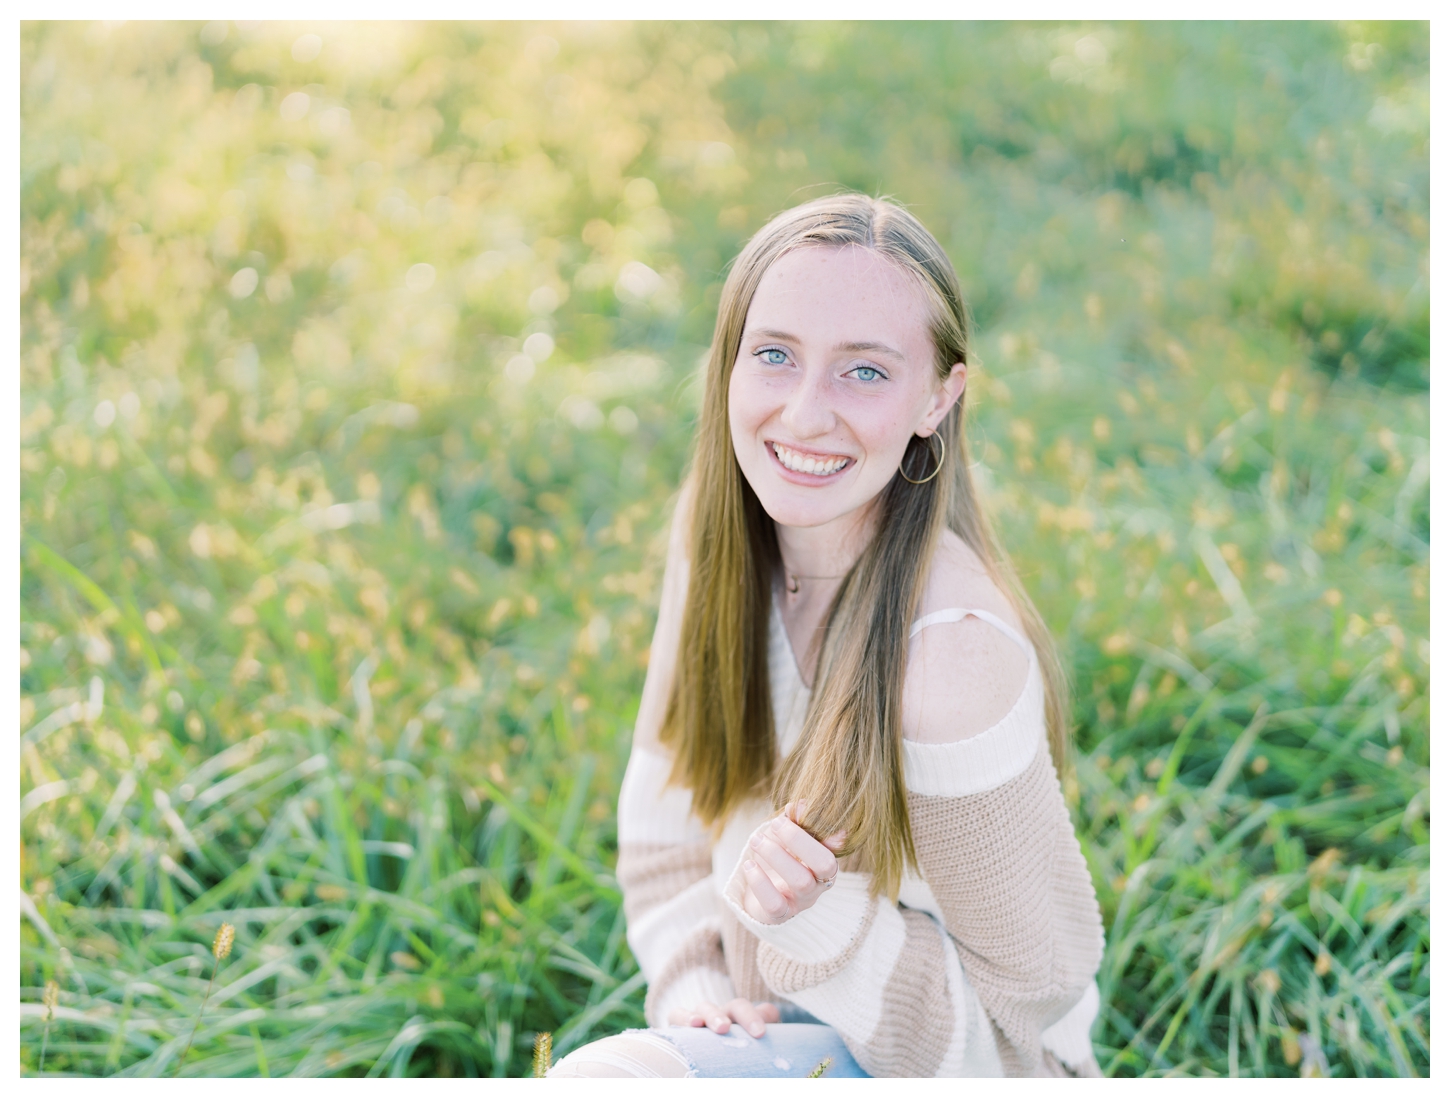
top-left (751, 484), bottom-right (854, 531)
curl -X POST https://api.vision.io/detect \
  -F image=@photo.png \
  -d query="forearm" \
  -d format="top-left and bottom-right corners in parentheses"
top-left (714, 740), bottom-right (1103, 1076)
top-left (617, 748), bottom-right (735, 1025)
top-left (909, 741), bottom-right (1105, 1075)
top-left (722, 866), bottom-right (1003, 1077)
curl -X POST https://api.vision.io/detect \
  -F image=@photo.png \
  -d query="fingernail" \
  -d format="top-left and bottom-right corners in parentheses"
top-left (750, 1024), bottom-right (764, 1037)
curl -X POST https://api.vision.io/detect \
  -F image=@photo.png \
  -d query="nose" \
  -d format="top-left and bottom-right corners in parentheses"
top-left (779, 364), bottom-right (836, 440)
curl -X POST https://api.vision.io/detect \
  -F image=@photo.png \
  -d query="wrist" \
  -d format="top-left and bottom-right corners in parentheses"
top-left (645, 967), bottom-right (736, 1028)
top-left (723, 847), bottom-right (871, 962)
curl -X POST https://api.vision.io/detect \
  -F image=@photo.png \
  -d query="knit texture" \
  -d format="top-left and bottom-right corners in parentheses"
top-left (616, 841), bottom-right (714, 923)
top-left (755, 889), bottom-right (879, 994)
top-left (720, 902), bottom-right (773, 1004)
top-left (843, 906), bottom-right (956, 1077)
top-left (907, 740), bottom-right (1106, 1075)
top-left (640, 921), bottom-right (732, 1024)
top-left (615, 601), bottom-right (1105, 1073)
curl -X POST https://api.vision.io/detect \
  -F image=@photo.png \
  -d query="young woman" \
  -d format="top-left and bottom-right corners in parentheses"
top-left (550, 194), bottom-right (1104, 1078)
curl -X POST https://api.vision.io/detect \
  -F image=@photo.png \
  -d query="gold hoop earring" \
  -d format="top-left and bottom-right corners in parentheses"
top-left (899, 429), bottom-right (944, 484)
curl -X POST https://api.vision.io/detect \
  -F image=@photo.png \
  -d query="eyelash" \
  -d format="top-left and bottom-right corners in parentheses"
top-left (752, 347), bottom-right (888, 382)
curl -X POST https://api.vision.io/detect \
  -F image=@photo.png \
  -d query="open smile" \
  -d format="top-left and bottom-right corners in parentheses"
top-left (768, 441), bottom-right (854, 479)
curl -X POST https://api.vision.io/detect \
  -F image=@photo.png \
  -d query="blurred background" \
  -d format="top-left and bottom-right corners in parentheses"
top-left (20, 21), bottom-right (1427, 1078)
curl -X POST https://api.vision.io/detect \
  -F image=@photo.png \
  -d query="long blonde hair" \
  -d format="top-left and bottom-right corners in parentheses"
top-left (659, 193), bottom-right (1069, 898)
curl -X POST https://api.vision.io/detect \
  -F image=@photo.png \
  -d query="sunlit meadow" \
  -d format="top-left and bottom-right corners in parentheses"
top-left (20, 21), bottom-right (1427, 1077)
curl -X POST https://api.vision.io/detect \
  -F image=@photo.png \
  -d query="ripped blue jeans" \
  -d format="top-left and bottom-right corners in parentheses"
top-left (549, 1023), bottom-right (871, 1078)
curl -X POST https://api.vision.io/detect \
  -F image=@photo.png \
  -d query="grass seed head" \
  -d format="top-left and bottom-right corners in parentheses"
top-left (532, 1031), bottom-right (553, 1077)
top-left (213, 923), bottom-right (235, 961)
top-left (1308, 847), bottom-right (1342, 885)
top-left (13, 19), bottom-right (1433, 1084)
top-left (1281, 1027), bottom-right (1302, 1066)
top-left (807, 1056), bottom-right (832, 1078)
top-left (43, 979), bottom-right (59, 1020)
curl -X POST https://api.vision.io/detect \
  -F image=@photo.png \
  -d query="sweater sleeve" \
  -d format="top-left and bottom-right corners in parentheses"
top-left (905, 738), bottom-right (1106, 1075)
top-left (617, 747), bottom-right (735, 1025)
top-left (615, 482), bottom-right (736, 1026)
top-left (723, 864), bottom-right (1003, 1076)
top-left (720, 663), bottom-right (1104, 1076)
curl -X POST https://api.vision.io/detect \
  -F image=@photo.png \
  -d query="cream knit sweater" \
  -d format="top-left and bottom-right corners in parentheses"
top-left (617, 597), bottom-right (1106, 1078)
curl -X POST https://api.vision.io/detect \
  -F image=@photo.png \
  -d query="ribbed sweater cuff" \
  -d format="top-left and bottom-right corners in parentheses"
top-left (646, 967), bottom-right (738, 1028)
top-left (722, 849), bottom-right (871, 964)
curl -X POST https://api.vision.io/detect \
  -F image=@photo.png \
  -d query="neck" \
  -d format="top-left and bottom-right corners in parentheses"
top-left (775, 497), bottom-right (879, 581)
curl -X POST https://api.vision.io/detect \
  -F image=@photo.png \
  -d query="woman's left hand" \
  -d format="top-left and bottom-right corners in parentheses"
top-left (739, 804), bottom-right (847, 925)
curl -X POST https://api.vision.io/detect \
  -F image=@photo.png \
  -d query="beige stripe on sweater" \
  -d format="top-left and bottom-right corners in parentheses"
top-left (642, 922), bottom-right (731, 1023)
top-left (851, 907), bottom-right (957, 1077)
top-left (755, 895), bottom-right (878, 995)
top-left (617, 838), bottom-right (733, 1023)
top-left (716, 737), bottom-right (1103, 1076)
top-left (908, 741), bottom-right (1105, 1076)
top-left (721, 904), bottom-right (773, 1004)
top-left (615, 593), bottom-right (1105, 1072)
top-left (616, 841), bottom-right (715, 923)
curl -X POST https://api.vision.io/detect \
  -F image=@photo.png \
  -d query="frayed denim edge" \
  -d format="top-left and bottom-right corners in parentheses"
top-left (622, 1026), bottom-right (701, 1078)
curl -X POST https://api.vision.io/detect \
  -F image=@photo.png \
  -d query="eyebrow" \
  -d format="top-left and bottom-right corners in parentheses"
top-left (749, 329), bottom-right (907, 361)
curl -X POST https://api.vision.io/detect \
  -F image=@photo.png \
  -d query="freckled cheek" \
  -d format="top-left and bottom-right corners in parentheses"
top-left (727, 371), bottom-right (780, 444)
top-left (842, 401), bottom-right (915, 465)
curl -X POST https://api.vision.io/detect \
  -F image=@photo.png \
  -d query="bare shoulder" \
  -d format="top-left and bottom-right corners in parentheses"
top-left (917, 529), bottom-right (1024, 628)
top-left (901, 530), bottom-right (1032, 745)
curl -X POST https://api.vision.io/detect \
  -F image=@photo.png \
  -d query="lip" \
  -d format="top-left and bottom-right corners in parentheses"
top-left (765, 439), bottom-right (855, 484)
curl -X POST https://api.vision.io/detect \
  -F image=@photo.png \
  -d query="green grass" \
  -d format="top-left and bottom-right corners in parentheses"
top-left (20, 20), bottom-right (1427, 1077)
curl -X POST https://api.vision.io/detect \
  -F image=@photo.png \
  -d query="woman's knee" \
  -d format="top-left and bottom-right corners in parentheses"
top-left (547, 1030), bottom-right (694, 1078)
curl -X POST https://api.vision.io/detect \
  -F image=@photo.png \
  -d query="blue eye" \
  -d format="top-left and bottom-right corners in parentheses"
top-left (755, 348), bottom-right (790, 366)
top-left (848, 364), bottom-right (885, 382)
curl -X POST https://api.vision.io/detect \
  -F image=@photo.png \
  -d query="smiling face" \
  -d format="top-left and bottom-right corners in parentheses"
top-left (727, 245), bottom-right (967, 537)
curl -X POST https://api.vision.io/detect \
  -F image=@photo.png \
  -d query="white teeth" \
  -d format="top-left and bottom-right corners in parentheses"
top-left (772, 443), bottom-right (848, 476)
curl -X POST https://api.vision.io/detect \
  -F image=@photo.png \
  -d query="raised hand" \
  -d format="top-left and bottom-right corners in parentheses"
top-left (739, 803), bottom-right (847, 926)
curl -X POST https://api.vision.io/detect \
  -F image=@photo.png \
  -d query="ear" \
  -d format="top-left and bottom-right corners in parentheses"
top-left (916, 361), bottom-right (968, 436)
